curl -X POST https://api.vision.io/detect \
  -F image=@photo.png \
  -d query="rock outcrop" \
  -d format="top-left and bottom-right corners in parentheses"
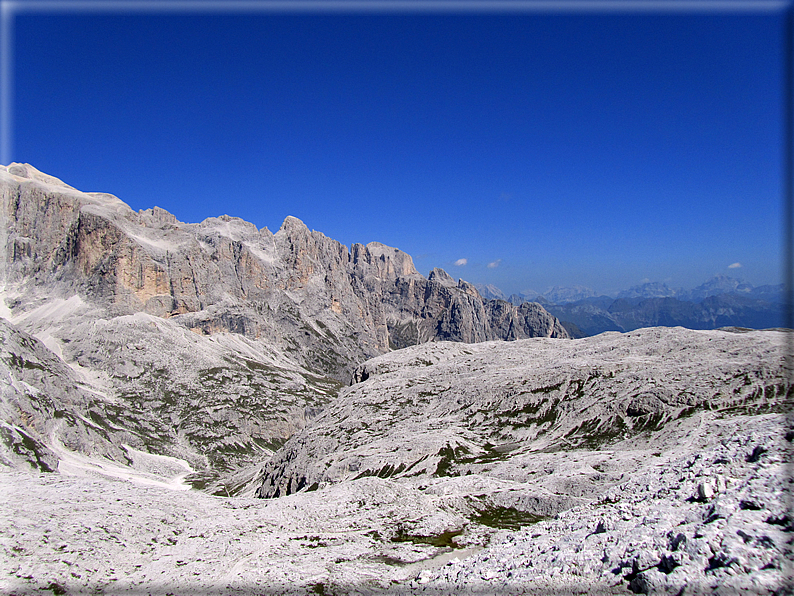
top-left (418, 412), bottom-right (792, 595)
top-left (2, 163), bottom-right (567, 379)
top-left (254, 327), bottom-right (789, 499)
top-left (0, 317), bottom-right (104, 473)
top-left (0, 162), bottom-right (565, 486)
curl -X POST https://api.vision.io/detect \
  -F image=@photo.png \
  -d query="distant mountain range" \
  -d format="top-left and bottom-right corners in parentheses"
top-left (475, 275), bottom-right (785, 337)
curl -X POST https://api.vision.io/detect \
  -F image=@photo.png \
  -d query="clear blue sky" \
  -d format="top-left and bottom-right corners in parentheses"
top-left (6, 1), bottom-right (787, 296)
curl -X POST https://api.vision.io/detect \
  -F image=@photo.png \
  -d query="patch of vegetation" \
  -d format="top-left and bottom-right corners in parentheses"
top-left (502, 397), bottom-right (561, 429)
top-left (392, 527), bottom-right (463, 548)
top-left (293, 535), bottom-right (329, 548)
top-left (398, 454), bottom-right (431, 476)
top-left (566, 416), bottom-right (629, 449)
top-left (300, 321), bottom-right (323, 339)
top-left (4, 353), bottom-right (48, 372)
top-left (716, 402), bottom-right (790, 417)
top-left (434, 444), bottom-right (472, 477)
top-left (183, 470), bottom-right (219, 491)
top-left (630, 411), bottom-right (669, 433)
top-left (254, 436), bottom-right (287, 452)
top-left (529, 381), bottom-right (565, 395)
top-left (568, 378), bottom-right (588, 399)
top-left (242, 358), bottom-right (278, 372)
top-left (417, 388), bottom-right (443, 398)
top-left (353, 461), bottom-right (407, 480)
top-left (469, 504), bottom-right (545, 530)
top-left (370, 554), bottom-right (410, 567)
top-left (0, 426), bottom-right (55, 472)
top-left (454, 442), bottom-right (512, 467)
top-left (43, 581), bottom-right (68, 595)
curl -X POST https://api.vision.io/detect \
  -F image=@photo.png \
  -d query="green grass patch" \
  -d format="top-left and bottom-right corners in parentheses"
top-left (469, 505), bottom-right (545, 530)
top-left (434, 444), bottom-right (472, 477)
top-left (566, 416), bottom-right (628, 448)
top-left (392, 528), bottom-right (463, 548)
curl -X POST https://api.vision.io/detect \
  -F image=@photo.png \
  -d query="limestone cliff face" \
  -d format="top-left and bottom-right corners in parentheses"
top-left (2, 163), bottom-right (568, 380)
top-left (0, 317), bottom-right (128, 473)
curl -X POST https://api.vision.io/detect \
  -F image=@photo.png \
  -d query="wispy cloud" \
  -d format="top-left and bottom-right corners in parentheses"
top-left (454, 258), bottom-right (468, 266)
top-left (728, 262), bottom-right (742, 269)
top-left (487, 259), bottom-right (502, 269)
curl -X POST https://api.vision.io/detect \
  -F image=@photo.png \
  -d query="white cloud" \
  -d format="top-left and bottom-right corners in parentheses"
top-left (454, 258), bottom-right (468, 266)
top-left (487, 259), bottom-right (502, 269)
top-left (728, 262), bottom-right (742, 269)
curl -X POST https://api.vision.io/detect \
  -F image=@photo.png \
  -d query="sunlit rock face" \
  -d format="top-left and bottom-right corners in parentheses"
top-left (0, 162), bottom-right (565, 487)
top-left (2, 163), bottom-right (567, 376)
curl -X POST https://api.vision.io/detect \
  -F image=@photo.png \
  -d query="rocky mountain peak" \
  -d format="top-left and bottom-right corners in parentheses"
top-left (542, 285), bottom-right (598, 304)
top-left (197, 214), bottom-right (261, 241)
top-left (457, 278), bottom-right (481, 298)
top-left (618, 281), bottom-right (680, 300)
top-left (5, 162), bottom-right (76, 189)
top-left (428, 267), bottom-right (456, 287)
top-left (350, 241), bottom-right (419, 280)
top-left (2, 164), bottom-right (568, 381)
top-left (277, 214), bottom-right (309, 235)
top-left (688, 274), bottom-right (752, 300)
top-left (474, 283), bottom-right (507, 301)
top-left (138, 205), bottom-right (178, 227)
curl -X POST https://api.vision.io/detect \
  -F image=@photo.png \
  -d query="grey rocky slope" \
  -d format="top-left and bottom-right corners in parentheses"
top-left (2, 327), bottom-right (790, 595)
top-left (417, 411), bottom-right (792, 595)
top-left (254, 327), bottom-right (789, 500)
top-left (0, 162), bottom-right (565, 486)
top-left (2, 162), bottom-right (566, 380)
top-left (0, 316), bottom-right (117, 474)
top-left (0, 308), bottom-right (340, 491)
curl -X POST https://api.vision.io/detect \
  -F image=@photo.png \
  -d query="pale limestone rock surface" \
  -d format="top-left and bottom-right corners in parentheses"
top-left (2, 162), bottom-right (567, 379)
top-left (0, 164), bottom-right (790, 595)
top-left (0, 162), bottom-right (566, 486)
top-left (254, 327), bottom-right (787, 500)
top-left (1, 328), bottom-right (790, 595)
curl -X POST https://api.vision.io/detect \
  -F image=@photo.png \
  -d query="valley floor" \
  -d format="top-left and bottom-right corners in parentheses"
top-left (1, 413), bottom-right (790, 596)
